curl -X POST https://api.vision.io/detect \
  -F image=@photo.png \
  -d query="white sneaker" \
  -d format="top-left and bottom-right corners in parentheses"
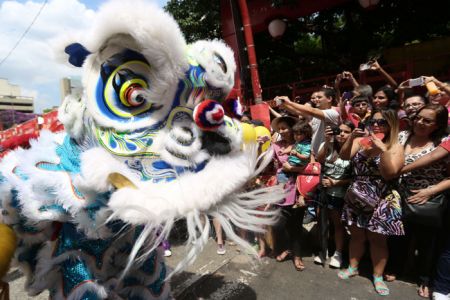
top-left (164, 249), bottom-right (172, 257)
top-left (217, 244), bottom-right (226, 255)
top-left (329, 252), bottom-right (343, 269)
top-left (314, 255), bottom-right (324, 265)
top-left (432, 292), bottom-right (450, 300)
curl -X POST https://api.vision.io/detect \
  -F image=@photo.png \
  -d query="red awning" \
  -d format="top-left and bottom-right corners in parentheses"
top-left (0, 132), bottom-right (39, 150)
top-left (0, 109), bottom-right (64, 153)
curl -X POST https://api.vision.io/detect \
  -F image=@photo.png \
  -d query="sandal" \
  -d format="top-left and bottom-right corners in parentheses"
top-left (418, 284), bottom-right (430, 298)
top-left (338, 266), bottom-right (359, 279)
top-left (293, 256), bottom-right (305, 271)
top-left (276, 250), bottom-right (291, 262)
top-left (373, 275), bottom-right (390, 296)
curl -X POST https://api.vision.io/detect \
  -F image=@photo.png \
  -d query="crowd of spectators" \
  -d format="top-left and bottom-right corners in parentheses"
top-left (222, 61), bottom-right (450, 299)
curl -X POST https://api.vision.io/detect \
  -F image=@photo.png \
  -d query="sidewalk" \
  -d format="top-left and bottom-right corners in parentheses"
top-left (171, 239), bottom-right (423, 300)
top-left (7, 236), bottom-right (424, 300)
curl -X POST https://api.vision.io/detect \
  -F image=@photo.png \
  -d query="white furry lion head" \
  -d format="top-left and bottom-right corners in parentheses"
top-left (58, 0), bottom-right (236, 134)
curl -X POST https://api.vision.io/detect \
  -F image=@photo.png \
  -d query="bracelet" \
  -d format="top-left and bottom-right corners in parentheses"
top-left (426, 185), bottom-right (436, 195)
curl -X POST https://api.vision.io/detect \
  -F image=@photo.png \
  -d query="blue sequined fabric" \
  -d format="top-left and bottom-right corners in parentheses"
top-left (3, 135), bottom-right (170, 300)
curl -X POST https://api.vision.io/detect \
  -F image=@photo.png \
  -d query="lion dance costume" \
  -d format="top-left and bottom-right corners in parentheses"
top-left (0, 1), bottom-right (282, 299)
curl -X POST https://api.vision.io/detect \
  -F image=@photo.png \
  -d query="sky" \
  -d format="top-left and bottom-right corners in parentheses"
top-left (0, 0), bottom-right (168, 113)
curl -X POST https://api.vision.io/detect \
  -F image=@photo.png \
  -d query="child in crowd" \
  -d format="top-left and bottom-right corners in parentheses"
top-left (284, 122), bottom-right (312, 168)
top-left (345, 96), bottom-right (371, 127)
top-left (281, 121), bottom-right (313, 206)
top-left (315, 122), bottom-right (354, 268)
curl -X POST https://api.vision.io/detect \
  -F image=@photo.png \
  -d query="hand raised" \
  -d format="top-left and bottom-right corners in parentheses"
top-left (369, 132), bottom-right (387, 152)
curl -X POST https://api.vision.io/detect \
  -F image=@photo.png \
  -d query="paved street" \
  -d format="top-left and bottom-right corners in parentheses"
top-left (174, 240), bottom-right (423, 300)
top-left (8, 234), bottom-right (424, 300)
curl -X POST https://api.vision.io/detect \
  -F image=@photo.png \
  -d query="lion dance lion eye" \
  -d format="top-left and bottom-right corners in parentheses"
top-left (114, 69), bottom-right (148, 107)
top-left (124, 85), bottom-right (146, 107)
top-left (93, 50), bottom-right (157, 123)
top-left (213, 53), bottom-right (227, 73)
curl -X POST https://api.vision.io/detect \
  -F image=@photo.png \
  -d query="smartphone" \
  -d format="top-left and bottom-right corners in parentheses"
top-left (342, 91), bottom-right (353, 101)
top-left (358, 122), bottom-right (365, 131)
top-left (267, 98), bottom-right (283, 107)
top-left (332, 127), bottom-right (341, 135)
top-left (359, 63), bottom-right (371, 71)
top-left (409, 77), bottom-right (425, 87)
top-left (275, 97), bottom-right (284, 106)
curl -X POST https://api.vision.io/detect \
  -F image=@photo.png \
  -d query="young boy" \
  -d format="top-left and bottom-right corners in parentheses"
top-left (281, 121), bottom-right (313, 207)
top-left (281, 121), bottom-right (312, 170)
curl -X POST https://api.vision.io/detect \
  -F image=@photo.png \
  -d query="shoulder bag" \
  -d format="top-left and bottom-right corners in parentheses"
top-left (400, 187), bottom-right (447, 228)
top-left (344, 179), bottom-right (380, 214)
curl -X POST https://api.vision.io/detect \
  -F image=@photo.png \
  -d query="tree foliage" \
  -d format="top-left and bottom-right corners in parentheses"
top-left (257, 0), bottom-right (450, 90)
top-left (164, 0), bottom-right (450, 92)
top-left (164, 0), bottom-right (221, 43)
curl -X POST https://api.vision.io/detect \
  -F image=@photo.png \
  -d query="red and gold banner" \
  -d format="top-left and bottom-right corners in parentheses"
top-left (0, 109), bottom-right (64, 152)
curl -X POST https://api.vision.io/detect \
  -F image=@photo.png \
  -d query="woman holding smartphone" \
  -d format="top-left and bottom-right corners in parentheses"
top-left (315, 121), bottom-right (354, 268)
top-left (338, 109), bottom-right (404, 296)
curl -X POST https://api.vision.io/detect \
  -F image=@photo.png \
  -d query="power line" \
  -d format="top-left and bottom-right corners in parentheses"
top-left (0, 0), bottom-right (48, 68)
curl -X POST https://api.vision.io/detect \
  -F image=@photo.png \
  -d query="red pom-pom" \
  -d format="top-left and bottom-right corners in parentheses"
top-left (193, 99), bottom-right (224, 131)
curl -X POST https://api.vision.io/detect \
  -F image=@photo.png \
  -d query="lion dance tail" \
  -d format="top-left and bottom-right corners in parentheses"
top-left (0, 223), bottom-right (17, 300)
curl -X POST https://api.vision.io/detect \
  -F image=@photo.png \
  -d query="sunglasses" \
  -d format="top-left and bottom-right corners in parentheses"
top-left (367, 119), bottom-right (389, 127)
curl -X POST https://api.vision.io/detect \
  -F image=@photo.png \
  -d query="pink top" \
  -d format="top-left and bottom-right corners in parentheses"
top-left (440, 138), bottom-right (450, 152)
top-left (273, 140), bottom-right (297, 206)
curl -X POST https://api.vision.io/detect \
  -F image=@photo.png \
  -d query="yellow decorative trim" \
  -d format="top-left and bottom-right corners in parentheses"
top-left (165, 106), bottom-right (193, 129)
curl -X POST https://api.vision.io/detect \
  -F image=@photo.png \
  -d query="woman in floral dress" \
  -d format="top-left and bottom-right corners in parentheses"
top-left (338, 109), bottom-right (404, 296)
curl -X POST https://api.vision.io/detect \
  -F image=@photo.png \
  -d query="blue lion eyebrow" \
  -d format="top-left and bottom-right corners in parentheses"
top-left (65, 43), bottom-right (91, 67)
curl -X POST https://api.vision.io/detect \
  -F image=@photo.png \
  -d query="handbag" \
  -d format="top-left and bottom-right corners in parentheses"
top-left (296, 155), bottom-right (321, 200)
top-left (344, 180), bottom-right (380, 214)
top-left (400, 188), bottom-right (447, 228)
top-left (399, 137), bottom-right (448, 227)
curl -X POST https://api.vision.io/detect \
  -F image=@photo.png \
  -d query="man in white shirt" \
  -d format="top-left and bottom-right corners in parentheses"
top-left (277, 88), bottom-right (341, 154)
